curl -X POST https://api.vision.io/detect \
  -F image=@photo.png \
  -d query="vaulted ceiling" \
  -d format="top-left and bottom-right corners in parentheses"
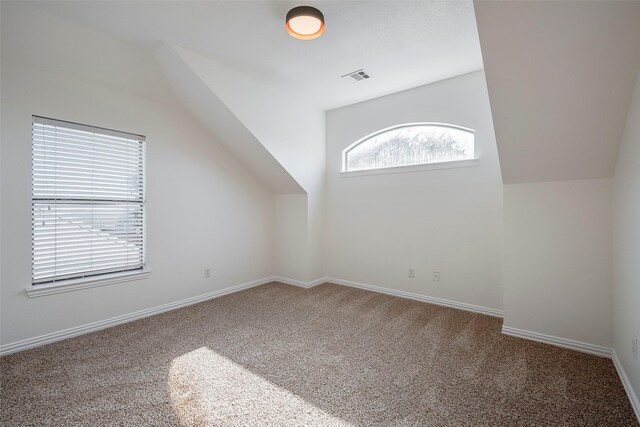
top-left (31, 0), bottom-right (483, 111)
top-left (475, 1), bottom-right (640, 184)
top-left (22, 1), bottom-right (640, 187)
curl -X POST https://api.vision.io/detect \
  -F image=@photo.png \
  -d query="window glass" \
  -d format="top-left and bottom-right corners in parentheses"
top-left (344, 123), bottom-right (475, 172)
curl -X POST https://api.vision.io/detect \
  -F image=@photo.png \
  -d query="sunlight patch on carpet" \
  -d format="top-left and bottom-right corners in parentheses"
top-left (168, 347), bottom-right (352, 426)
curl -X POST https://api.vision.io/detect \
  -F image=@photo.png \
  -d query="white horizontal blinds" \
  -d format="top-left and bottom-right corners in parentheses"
top-left (32, 116), bottom-right (145, 285)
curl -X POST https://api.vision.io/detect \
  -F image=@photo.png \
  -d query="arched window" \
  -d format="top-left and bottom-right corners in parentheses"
top-left (342, 123), bottom-right (475, 172)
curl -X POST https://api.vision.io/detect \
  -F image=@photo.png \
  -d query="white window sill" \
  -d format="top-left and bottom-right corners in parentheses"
top-left (25, 270), bottom-right (151, 298)
top-left (340, 159), bottom-right (479, 178)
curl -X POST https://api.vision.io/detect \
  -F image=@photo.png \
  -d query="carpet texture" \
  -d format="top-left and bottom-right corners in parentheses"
top-left (1, 282), bottom-right (637, 426)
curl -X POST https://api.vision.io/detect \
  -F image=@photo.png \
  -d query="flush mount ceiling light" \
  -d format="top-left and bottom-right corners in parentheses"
top-left (286, 6), bottom-right (325, 40)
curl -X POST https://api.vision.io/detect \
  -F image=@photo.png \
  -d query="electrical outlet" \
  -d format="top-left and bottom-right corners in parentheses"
top-left (432, 271), bottom-right (440, 282)
top-left (633, 335), bottom-right (638, 360)
top-left (408, 268), bottom-right (415, 278)
top-left (204, 268), bottom-right (211, 279)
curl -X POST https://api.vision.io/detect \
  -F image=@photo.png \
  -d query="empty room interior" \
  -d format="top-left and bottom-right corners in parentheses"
top-left (1, 0), bottom-right (640, 425)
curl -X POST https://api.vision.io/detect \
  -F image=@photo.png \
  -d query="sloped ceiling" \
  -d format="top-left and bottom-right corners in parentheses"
top-left (155, 45), bottom-right (303, 195)
top-left (475, 1), bottom-right (640, 184)
top-left (160, 45), bottom-right (325, 195)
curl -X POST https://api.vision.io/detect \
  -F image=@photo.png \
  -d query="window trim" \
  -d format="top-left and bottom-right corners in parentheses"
top-left (340, 158), bottom-right (479, 178)
top-left (30, 116), bottom-right (147, 292)
top-left (25, 269), bottom-right (151, 298)
top-left (341, 122), bottom-right (477, 173)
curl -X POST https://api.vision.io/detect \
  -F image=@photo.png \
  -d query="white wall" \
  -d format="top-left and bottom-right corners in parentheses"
top-left (613, 68), bottom-right (640, 399)
top-left (274, 194), bottom-right (309, 280)
top-left (503, 179), bottom-right (613, 347)
top-left (325, 71), bottom-right (503, 311)
top-left (157, 45), bottom-right (326, 282)
top-left (0, 3), bottom-right (275, 346)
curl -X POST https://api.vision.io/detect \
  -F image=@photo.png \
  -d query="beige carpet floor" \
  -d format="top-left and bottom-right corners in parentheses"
top-left (1, 282), bottom-right (637, 426)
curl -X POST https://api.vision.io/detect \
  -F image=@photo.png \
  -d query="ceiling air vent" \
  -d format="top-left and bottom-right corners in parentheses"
top-left (342, 69), bottom-right (372, 82)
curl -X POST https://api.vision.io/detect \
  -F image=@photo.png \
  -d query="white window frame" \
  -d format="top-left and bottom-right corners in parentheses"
top-left (341, 122), bottom-right (478, 176)
top-left (27, 116), bottom-right (149, 298)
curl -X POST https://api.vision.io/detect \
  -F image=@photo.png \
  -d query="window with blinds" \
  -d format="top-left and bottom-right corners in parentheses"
top-left (32, 116), bottom-right (145, 286)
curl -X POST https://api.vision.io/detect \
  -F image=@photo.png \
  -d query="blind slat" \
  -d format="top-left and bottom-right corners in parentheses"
top-left (35, 246), bottom-right (143, 257)
top-left (33, 149), bottom-right (143, 165)
top-left (33, 266), bottom-right (143, 284)
top-left (34, 255), bottom-right (144, 270)
top-left (33, 129), bottom-right (145, 147)
top-left (33, 141), bottom-right (143, 157)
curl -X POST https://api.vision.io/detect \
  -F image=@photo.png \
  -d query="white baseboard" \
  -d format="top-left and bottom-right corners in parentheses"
top-left (0, 277), bottom-right (274, 356)
top-left (273, 276), bottom-right (503, 318)
top-left (322, 277), bottom-right (504, 318)
top-left (502, 326), bottom-right (639, 422)
top-left (271, 276), bottom-right (324, 289)
top-left (273, 276), bottom-right (503, 317)
top-left (612, 350), bottom-right (640, 422)
top-left (3, 275), bottom-right (501, 356)
top-left (501, 325), bottom-right (612, 358)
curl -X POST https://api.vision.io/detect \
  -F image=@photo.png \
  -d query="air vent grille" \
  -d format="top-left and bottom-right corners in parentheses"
top-left (342, 69), bottom-right (372, 82)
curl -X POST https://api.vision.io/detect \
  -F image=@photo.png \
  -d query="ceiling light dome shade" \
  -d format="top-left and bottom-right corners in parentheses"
top-left (286, 6), bottom-right (325, 40)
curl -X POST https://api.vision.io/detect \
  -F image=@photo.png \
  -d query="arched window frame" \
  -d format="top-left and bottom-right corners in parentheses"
top-left (341, 122), bottom-right (477, 174)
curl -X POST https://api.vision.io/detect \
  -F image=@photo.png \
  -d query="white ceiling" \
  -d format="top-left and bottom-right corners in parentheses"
top-left (1, 2), bottom-right (177, 107)
top-left (475, 1), bottom-right (640, 184)
top-left (31, 1), bottom-right (483, 111)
